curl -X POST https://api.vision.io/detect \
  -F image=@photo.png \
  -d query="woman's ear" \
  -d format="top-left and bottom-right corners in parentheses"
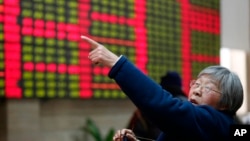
top-left (218, 103), bottom-right (228, 111)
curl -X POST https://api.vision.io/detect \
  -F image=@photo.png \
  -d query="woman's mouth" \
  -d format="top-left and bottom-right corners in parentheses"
top-left (190, 99), bottom-right (198, 105)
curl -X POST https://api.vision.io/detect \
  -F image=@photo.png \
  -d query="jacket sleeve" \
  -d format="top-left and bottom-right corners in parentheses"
top-left (108, 56), bottom-right (233, 140)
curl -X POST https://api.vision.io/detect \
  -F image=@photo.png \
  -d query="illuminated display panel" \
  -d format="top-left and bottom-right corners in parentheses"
top-left (0, 0), bottom-right (220, 98)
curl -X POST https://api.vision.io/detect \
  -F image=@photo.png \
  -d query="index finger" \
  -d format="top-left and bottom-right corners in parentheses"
top-left (81, 35), bottom-right (100, 48)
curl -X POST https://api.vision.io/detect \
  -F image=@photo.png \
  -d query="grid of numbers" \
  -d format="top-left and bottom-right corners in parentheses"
top-left (0, 0), bottom-right (220, 98)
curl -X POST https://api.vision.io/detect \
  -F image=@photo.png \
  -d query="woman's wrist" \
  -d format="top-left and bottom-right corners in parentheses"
top-left (111, 55), bottom-right (123, 67)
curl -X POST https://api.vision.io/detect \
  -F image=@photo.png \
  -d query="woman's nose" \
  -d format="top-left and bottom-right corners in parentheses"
top-left (192, 87), bottom-right (202, 96)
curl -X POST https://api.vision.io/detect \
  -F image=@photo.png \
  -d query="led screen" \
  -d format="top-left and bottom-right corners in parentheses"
top-left (0, 0), bottom-right (220, 98)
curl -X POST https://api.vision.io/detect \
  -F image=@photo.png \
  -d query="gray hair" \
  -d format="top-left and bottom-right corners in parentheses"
top-left (198, 66), bottom-right (243, 114)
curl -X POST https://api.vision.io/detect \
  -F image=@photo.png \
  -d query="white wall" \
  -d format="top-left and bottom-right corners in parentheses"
top-left (220, 0), bottom-right (250, 115)
top-left (221, 0), bottom-right (250, 51)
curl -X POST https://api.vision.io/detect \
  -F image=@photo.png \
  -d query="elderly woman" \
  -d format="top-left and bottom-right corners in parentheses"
top-left (81, 36), bottom-right (243, 141)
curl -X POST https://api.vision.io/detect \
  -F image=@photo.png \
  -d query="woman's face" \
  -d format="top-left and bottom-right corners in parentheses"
top-left (188, 74), bottom-right (223, 110)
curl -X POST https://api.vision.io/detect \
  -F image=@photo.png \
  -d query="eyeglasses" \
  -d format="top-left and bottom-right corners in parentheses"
top-left (190, 80), bottom-right (222, 95)
top-left (123, 131), bottom-right (155, 141)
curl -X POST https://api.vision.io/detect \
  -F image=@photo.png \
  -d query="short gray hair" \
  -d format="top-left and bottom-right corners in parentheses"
top-left (198, 66), bottom-right (243, 114)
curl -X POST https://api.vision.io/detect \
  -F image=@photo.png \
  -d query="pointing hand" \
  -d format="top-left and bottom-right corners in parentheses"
top-left (81, 36), bottom-right (119, 67)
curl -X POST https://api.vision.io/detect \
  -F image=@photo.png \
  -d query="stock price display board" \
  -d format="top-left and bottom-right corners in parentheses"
top-left (0, 0), bottom-right (220, 99)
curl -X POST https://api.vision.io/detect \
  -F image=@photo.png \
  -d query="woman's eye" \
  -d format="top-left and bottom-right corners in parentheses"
top-left (195, 83), bottom-right (200, 86)
top-left (205, 86), bottom-right (211, 90)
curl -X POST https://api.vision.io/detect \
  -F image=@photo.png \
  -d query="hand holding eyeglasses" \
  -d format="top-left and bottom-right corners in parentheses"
top-left (113, 129), bottom-right (155, 141)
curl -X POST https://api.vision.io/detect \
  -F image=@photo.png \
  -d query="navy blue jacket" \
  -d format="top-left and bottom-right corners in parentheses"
top-left (108, 56), bottom-right (235, 141)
